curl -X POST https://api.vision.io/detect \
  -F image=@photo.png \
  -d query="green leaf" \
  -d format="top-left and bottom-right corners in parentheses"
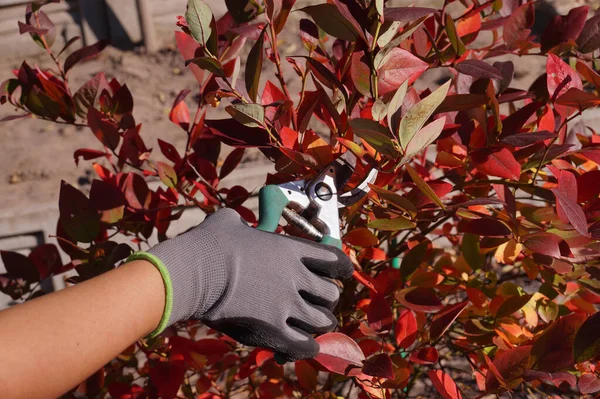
top-left (157, 162), bottom-right (178, 188)
top-left (225, 103), bottom-right (265, 128)
top-left (187, 57), bottom-right (225, 76)
top-left (401, 240), bottom-right (428, 280)
top-left (185, 0), bottom-right (213, 46)
top-left (301, 4), bottom-right (361, 42)
top-left (445, 14), bottom-right (466, 56)
top-left (405, 164), bottom-right (445, 210)
top-left (574, 311), bottom-right (600, 363)
top-left (462, 233), bottom-right (484, 270)
top-left (386, 79), bottom-right (409, 134)
top-left (495, 294), bottom-right (532, 319)
top-left (369, 216), bottom-right (416, 231)
top-left (349, 118), bottom-right (398, 156)
top-left (399, 80), bottom-right (450, 150)
top-left (245, 26), bottom-right (266, 102)
top-left (368, 184), bottom-right (417, 217)
top-left (402, 116), bottom-right (446, 163)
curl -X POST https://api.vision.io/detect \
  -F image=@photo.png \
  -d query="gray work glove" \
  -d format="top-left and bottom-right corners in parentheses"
top-left (143, 208), bottom-right (353, 361)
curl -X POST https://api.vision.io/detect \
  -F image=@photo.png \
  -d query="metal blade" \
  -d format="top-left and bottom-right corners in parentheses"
top-left (338, 168), bottom-right (378, 207)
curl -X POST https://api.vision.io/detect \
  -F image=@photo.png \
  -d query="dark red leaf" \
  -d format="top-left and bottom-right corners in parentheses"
top-left (574, 311), bottom-right (600, 363)
top-left (530, 313), bottom-right (587, 372)
top-left (577, 170), bottom-right (600, 203)
top-left (395, 287), bottom-right (443, 313)
top-left (64, 40), bottom-right (108, 74)
top-left (18, 21), bottom-right (48, 36)
top-left (1, 251), bottom-right (39, 281)
top-left (500, 101), bottom-right (543, 137)
top-left (430, 301), bottom-right (468, 340)
top-left (500, 131), bottom-right (556, 147)
top-left (461, 218), bottom-right (511, 237)
top-left (219, 148), bottom-right (245, 179)
top-left (454, 60), bottom-right (502, 80)
top-left (577, 14), bottom-right (600, 54)
top-left (314, 332), bottom-right (365, 376)
top-left (362, 353), bottom-right (395, 379)
top-left (206, 119), bottom-right (271, 148)
top-left (28, 244), bottom-right (61, 279)
top-left (59, 180), bottom-right (101, 243)
top-left (149, 354), bottom-right (185, 399)
top-left (541, 6), bottom-right (589, 53)
top-left (384, 7), bottom-right (435, 22)
top-left (367, 293), bottom-right (393, 332)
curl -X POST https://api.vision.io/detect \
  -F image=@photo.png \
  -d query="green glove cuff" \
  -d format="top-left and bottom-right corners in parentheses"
top-left (127, 251), bottom-right (173, 338)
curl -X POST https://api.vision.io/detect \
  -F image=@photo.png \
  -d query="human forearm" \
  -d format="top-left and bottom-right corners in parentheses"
top-left (0, 259), bottom-right (164, 399)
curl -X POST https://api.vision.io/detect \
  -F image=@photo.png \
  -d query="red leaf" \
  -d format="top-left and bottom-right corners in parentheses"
top-left (0, 250), bottom-right (39, 281)
top-left (28, 244), bottom-right (62, 280)
top-left (547, 53), bottom-right (583, 100)
top-left (395, 287), bottom-right (443, 313)
top-left (175, 31), bottom-right (204, 84)
top-left (74, 148), bottom-right (109, 166)
top-left (574, 311), bottom-right (600, 363)
top-left (158, 139), bottom-right (183, 166)
top-left (314, 332), bottom-right (365, 376)
top-left (367, 293), bottom-right (393, 332)
top-left (472, 148), bottom-right (521, 181)
top-left (555, 170), bottom-right (578, 223)
top-left (169, 89), bottom-right (191, 130)
top-left (579, 373), bottom-right (600, 394)
top-left (149, 354), bottom-right (185, 399)
top-left (430, 301), bottom-right (468, 341)
top-left (485, 345), bottom-right (531, 391)
top-left (87, 107), bottom-right (120, 150)
top-left (461, 218), bottom-right (511, 237)
top-left (362, 353), bottom-right (395, 379)
top-left (383, 7), bottom-right (435, 22)
top-left (344, 227), bottom-right (379, 247)
top-left (295, 359), bottom-right (318, 391)
top-left (395, 308), bottom-right (418, 348)
top-left (523, 232), bottom-right (563, 258)
top-left (552, 189), bottom-right (589, 238)
top-left (409, 347), bottom-right (438, 365)
top-left (555, 88), bottom-right (600, 110)
top-left (428, 369), bottom-right (463, 399)
top-left (280, 126), bottom-right (298, 150)
top-left (64, 40), bottom-right (108, 74)
top-left (376, 48), bottom-right (428, 96)
top-left (503, 2), bottom-right (534, 50)
top-left (219, 148), bottom-right (245, 179)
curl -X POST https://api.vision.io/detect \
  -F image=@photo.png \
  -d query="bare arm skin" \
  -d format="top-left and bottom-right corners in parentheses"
top-left (0, 260), bottom-right (165, 399)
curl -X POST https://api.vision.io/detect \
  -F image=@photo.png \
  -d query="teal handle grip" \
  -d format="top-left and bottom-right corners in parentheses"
top-left (257, 185), bottom-right (290, 233)
top-left (321, 235), bottom-right (342, 249)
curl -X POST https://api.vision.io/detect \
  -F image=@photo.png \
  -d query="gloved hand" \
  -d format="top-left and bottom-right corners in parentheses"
top-left (129, 208), bottom-right (353, 361)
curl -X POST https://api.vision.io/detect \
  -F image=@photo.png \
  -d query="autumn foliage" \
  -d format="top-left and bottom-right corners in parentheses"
top-left (2, 0), bottom-right (600, 397)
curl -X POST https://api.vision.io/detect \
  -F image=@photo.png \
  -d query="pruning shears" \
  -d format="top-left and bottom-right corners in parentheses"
top-left (256, 152), bottom-right (378, 248)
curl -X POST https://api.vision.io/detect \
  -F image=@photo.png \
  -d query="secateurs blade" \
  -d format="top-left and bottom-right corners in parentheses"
top-left (256, 151), bottom-right (378, 248)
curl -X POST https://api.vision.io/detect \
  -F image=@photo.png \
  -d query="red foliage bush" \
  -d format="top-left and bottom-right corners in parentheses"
top-left (2, 0), bottom-right (600, 397)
